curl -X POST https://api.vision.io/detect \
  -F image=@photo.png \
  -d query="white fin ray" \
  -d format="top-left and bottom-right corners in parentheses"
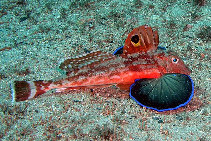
top-left (59, 51), bottom-right (114, 74)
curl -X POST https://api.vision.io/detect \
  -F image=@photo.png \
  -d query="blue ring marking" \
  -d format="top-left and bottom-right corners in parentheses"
top-left (129, 74), bottom-right (194, 112)
top-left (113, 46), bottom-right (124, 55)
top-left (158, 46), bottom-right (166, 50)
top-left (113, 46), bottom-right (166, 55)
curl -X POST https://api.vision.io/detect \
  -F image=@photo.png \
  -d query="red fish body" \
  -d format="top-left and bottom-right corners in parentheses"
top-left (12, 25), bottom-right (191, 102)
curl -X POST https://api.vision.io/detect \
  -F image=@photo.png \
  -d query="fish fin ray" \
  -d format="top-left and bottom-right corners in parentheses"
top-left (123, 25), bottom-right (159, 55)
top-left (59, 51), bottom-right (114, 75)
top-left (11, 80), bottom-right (52, 102)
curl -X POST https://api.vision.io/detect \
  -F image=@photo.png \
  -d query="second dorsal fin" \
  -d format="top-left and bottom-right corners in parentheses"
top-left (59, 51), bottom-right (114, 75)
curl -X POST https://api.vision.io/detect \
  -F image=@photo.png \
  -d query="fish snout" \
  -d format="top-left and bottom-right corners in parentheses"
top-left (182, 65), bottom-right (192, 75)
top-left (166, 58), bottom-right (192, 75)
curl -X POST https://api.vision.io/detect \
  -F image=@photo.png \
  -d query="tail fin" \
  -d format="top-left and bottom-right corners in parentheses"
top-left (11, 80), bottom-right (52, 102)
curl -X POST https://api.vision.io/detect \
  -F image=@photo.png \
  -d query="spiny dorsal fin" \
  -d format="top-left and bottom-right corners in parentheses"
top-left (59, 51), bottom-right (114, 74)
top-left (123, 25), bottom-right (159, 55)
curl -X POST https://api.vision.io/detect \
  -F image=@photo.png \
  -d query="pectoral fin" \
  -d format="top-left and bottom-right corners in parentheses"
top-left (130, 73), bottom-right (194, 112)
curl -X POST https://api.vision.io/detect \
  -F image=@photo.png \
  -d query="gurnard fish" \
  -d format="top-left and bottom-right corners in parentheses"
top-left (12, 25), bottom-right (194, 112)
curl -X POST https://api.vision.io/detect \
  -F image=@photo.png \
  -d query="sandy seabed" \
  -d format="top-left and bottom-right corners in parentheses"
top-left (0, 0), bottom-right (210, 140)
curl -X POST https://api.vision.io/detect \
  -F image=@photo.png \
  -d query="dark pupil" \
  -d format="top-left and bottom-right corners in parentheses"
top-left (131, 35), bottom-right (139, 44)
top-left (173, 58), bottom-right (177, 62)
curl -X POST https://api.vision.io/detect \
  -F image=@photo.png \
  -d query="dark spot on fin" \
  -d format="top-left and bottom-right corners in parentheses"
top-left (131, 35), bottom-right (139, 44)
top-left (113, 46), bottom-right (124, 55)
top-left (130, 73), bottom-right (194, 112)
top-left (11, 80), bottom-right (51, 102)
top-left (123, 25), bottom-right (159, 54)
top-left (12, 81), bottom-right (31, 102)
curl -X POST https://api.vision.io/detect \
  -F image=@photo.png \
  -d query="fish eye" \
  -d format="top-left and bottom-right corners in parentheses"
top-left (172, 57), bottom-right (179, 63)
top-left (131, 35), bottom-right (139, 44)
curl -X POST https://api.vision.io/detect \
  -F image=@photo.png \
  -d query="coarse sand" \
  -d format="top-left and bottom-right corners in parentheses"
top-left (0, 0), bottom-right (210, 140)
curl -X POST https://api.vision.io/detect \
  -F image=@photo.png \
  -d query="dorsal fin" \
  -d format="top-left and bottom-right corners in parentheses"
top-left (123, 25), bottom-right (159, 55)
top-left (59, 51), bottom-right (114, 75)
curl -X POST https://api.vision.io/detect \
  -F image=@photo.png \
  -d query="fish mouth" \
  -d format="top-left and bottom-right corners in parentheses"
top-left (181, 58), bottom-right (192, 75)
top-left (168, 65), bottom-right (192, 75)
top-left (177, 67), bottom-right (191, 75)
top-left (183, 65), bottom-right (192, 75)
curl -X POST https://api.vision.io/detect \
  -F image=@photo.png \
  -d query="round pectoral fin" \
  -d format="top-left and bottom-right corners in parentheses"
top-left (130, 73), bottom-right (194, 112)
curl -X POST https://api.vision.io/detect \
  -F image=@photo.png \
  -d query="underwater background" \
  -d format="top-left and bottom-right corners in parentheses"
top-left (0, 0), bottom-right (210, 140)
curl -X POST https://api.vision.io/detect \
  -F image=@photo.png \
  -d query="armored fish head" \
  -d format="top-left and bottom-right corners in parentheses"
top-left (155, 51), bottom-right (191, 75)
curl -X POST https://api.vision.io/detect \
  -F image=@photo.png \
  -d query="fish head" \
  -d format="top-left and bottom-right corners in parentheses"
top-left (156, 51), bottom-right (191, 75)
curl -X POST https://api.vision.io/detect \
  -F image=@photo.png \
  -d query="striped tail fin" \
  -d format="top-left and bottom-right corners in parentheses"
top-left (11, 80), bottom-right (52, 102)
